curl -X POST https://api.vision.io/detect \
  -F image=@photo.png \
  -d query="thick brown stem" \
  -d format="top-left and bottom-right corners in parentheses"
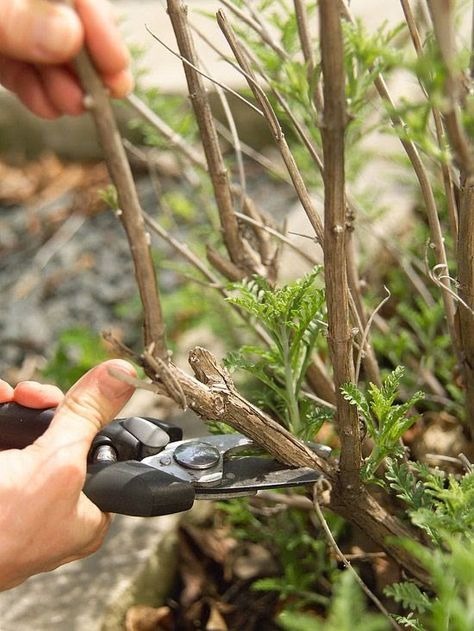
top-left (328, 485), bottom-right (430, 586)
top-left (341, 1), bottom-right (459, 362)
top-left (319, 1), bottom-right (361, 489)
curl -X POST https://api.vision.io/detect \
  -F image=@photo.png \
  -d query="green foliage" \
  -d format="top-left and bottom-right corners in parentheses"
top-left (220, 497), bottom-right (344, 612)
top-left (343, 19), bottom-right (404, 117)
top-left (278, 571), bottom-right (389, 631)
top-left (386, 460), bottom-right (474, 543)
top-left (384, 581), bottom-right (431, 614)
top-left (410, 470), bottom-right (474, 543)
top-left (42, 327), bottom-right (110, 391)
top-left (323, 571), bottom-right (389, 631)
top-left (384, 462), bottom-right (474, 630)
top-left (225, 269), bottom-right (330, 437)
top-left (342, 367), bottom-right (424, 480)
top-left (385, 458), bottom-right (432, 511)
top-left (99, 184), bottom-right (119, 210)
top-left (385, 536), bottom-right (474, 631)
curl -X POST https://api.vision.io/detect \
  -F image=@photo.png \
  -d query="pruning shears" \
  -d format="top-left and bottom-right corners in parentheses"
top-left (0, 403), bottom-right (330, 517)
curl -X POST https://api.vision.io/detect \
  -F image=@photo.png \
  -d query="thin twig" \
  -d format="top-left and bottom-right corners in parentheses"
top-left (242, 44), bottom-right (324, 175)
top-left (190, 22), bottom-right (321, 181)
top-left (216, 9), bottom-right (324, 246)
top-left (428, 264), bottom-right (474, 316)
top-left (12, 212), bottom-right (85, 299)
top-left (340, 1), bottom-right (459, 363)
top-left (256, 491), bottom-right (314, 510)
top-left (127, 92), bottom-right (287, 193)
top-left (198, 53), bottom-right (248, 214)
top-left (219, 0), bottom-right (288, 60)
top-left (293, 0), bottom-right (324, 112)
top-left (357, 214), bottom-right (435, 307)
top-left (199, 53), bottom-right (275, 266)
top-left (424, 453), bottom-right (472, 471)
top-left (313, 482), bottom-right (402, 631)
top-left (458, 452), bottom-right (473, 472)
top-left (213, 118), bottom-right (289, 180)
top-left (145, 25), bottom-right (264, 118)
top-left (126, 93), bottom-right (206, 170)
top-left (355, 287), bottom-right (391, 383)
top-left (143, 211), bottom-right (275, 349)
top-left (127, 91), bottom-right (279, 278)
top-left (166, 0), bottom-right (264, 279)
top-left (400, 0), bottom-right (458, 242)
top-left (234, 211), bottom-right (319, 266)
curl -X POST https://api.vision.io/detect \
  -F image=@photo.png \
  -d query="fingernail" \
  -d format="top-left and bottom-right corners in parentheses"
top-left (122, 69), bottom-right (135, 96)
top-left (108, 69), bottom-right (135, 99)
top-left (33, 7), bottom-right (81, 62)
top-left (99, 361), bottom-right (136, 400)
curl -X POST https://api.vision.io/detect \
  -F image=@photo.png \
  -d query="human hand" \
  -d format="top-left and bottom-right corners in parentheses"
top-left (0, 359), bottom-right (136, 591)
top-left (0, 0), bottom-right (133, 119)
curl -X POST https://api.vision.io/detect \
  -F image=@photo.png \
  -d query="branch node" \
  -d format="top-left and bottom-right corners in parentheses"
top-left (142, 347), bottom-right (187, 409)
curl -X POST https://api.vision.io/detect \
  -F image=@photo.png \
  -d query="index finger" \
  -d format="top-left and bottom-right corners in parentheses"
top-left (75, 0), bottom-right (131, 78)
top-left (34, 359), bottom-right (136, 461)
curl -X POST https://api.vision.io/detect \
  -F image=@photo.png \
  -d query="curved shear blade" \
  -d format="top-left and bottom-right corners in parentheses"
top-left (195, 456), bottom-right (324, 499)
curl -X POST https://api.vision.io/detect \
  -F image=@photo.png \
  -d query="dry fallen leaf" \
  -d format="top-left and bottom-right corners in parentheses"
top-left (125, 604), bottom-right (173, 631)
top-left (0, 154), bottom-right (108, 215)
top-left (206, 603), bottom-right (228, 631)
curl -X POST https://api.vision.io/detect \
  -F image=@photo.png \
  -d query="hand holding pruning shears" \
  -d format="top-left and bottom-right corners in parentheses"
top-left (0, 361), bottom-right (137, 590)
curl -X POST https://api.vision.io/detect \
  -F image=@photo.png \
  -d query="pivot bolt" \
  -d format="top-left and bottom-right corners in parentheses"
top-left (173, 441), bottom-right (221, 470)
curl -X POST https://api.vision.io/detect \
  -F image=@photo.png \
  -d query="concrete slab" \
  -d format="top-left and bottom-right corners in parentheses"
top-left (0, 513), bottom-right (181, 631)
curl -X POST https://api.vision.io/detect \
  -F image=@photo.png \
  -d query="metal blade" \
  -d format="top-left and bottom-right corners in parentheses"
top-left (142, 433), bottom-right (328, 498)
top-left (194, 456), bottom-right (324, 499)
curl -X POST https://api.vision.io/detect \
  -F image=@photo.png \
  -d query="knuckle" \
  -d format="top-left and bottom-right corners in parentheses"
top-left (62, 390), bottom-right (105, 432)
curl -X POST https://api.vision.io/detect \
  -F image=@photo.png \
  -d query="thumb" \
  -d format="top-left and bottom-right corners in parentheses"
top-left (35, 359), bottom-right (136, 461)
top-left (0, 0), bottom-right (83, 64)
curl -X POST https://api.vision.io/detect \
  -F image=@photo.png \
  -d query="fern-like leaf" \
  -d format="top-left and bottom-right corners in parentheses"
top-left (384, 581), bottom-right (431, 613)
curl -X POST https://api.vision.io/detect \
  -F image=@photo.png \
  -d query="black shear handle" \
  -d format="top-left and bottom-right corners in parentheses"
top-left (86, 462), bottom-right (195, 517)
top-left (0, 402), bottom-right (55, 449)
top-left (0, 402), bottom-right (195, 517)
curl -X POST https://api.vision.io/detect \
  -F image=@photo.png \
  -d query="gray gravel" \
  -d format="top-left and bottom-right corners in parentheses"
top-left (0, 174), bottom-right (175, 377)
